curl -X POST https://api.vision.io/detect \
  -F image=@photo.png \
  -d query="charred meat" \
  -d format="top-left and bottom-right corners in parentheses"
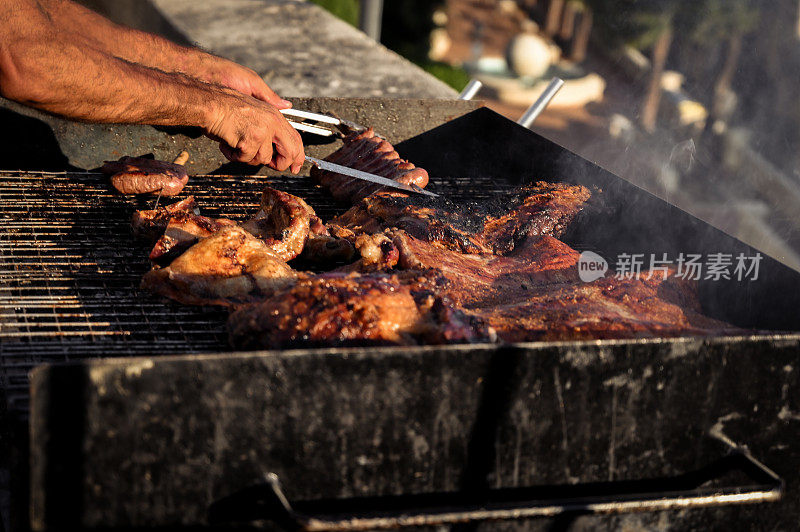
top-left (332, 182), bottom-right (591, 255)
top-left (131, 196), bottom-right (198, 241)
top-left (227, 272), bottom-right (493, 349)
top-left (149, 213), bottom-right (237, 266)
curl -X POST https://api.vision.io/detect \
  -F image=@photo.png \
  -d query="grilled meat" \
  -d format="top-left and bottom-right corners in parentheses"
top-left (102, 156), bottom-right (189, 196)
top-left (131, 130), bottom-right (739, 346)
top-left (241, 187), bottom-right (356, 264)
top-left (227, 272), bottom-right (493, 349)
top-left (149, 213), bottom-right (237, 266)
top-left (479, 274), bottom-right (740, 342)
top-left (142, 226), bottom-right (299, 307)
top-left (310, 128), bottom-right (429, 203)
top-left (131, 196), bottom-right (198, 240)
top-left (390, 231), bottom-right (579, 307)
top-left (374, 231), bottom-right (740, 341)
top-left (331, 182), bottom-right (590, 255)
top-left (241, 187), bottom-right (315, 261)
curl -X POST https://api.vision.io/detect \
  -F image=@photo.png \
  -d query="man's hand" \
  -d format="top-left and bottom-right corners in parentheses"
top-left (206, 90), bottom-right (304, 173)
top-left (1, 0), bottom-right (306, 174)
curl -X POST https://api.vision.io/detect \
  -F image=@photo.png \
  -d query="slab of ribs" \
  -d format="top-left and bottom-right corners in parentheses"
top-left (134, 128), bottom-right (741, 349)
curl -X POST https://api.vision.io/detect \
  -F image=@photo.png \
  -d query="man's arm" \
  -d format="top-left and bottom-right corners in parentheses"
top-left (37, 0), bottom-right (291, 108)
top-left (0, 0), bottom-right (304, 172)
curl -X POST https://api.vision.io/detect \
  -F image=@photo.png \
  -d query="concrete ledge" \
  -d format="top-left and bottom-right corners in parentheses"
top-left (151, 0), bottom-right (458, 99)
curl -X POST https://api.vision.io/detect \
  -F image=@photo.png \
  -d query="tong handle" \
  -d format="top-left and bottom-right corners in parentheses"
top-left (280, 108), bottom-right (341, 125)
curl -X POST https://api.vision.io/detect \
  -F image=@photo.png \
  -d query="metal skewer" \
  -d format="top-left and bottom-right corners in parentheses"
top-left (458, 79), bottom-right (483, 101)
top-left (517, 77), bottom-right (565, 129)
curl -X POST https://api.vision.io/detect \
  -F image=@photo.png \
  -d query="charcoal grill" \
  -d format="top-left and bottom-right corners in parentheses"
top-left (2, 100), bottom-right (800, 531)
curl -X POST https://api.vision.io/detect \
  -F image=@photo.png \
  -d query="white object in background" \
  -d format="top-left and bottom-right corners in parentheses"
top-left (458, 79), bottom-right (483, 101)
top-left (429, 28), bottom-right (451, 62)
top-left (507, 33), bottom-right (553, 78)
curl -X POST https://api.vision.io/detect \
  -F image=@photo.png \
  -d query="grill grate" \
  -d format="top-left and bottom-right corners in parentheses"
top-left (0, 170), bottom-right (508, 416)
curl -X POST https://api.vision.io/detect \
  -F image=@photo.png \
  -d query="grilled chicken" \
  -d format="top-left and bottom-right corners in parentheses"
top-left (227, 272), bottom-right (493, 349)
top-left (102, 155), bottom-right (189, 196)
top-left (241, 187), bottom-right (314, 261)
top-left (310, 128), bottom-right (428, 203)
top-left (149, 213), bottom-right (237, 266)
top-left (142, 226), bottom-right (299, 307)
top-left (131, 196), bottom-right (199, 241)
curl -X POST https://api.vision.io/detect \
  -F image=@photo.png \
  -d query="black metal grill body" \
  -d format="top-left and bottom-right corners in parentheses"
top-left (2, 104), bottom-right (799, 530)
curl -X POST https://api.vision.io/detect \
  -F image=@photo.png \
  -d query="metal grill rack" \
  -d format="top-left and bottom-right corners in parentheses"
top-left (0, 170), bottom-right (505, 416)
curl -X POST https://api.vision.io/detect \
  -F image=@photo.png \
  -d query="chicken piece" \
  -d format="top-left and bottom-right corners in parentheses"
top-left (297, 235), bottom-right (356, 266)
top-left (131, 196), bottom-right (198, 241)
top-left (148, 213), bottom-right (237, 266)
top-left (241, 187), bottom-right (314, 261)
top-left (102, 156), bottom-right (189, 196)
top-left (310, 128), bottom-right (429, 203)
top-left (227, 272), bottom-right (493, 349)
top-left (141, 226), bottom-right (299, 307)
top-left (332, 182), bottom-right (591, 255)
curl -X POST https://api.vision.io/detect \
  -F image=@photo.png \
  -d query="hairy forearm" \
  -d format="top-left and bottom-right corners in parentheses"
top-left (0, 28), bottom-right (222, 128)
top-left (38, 0), bottom-right (210, 76)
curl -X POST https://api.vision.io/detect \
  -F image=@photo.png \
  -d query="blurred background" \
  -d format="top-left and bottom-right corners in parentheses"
top-left (314, 0), bottom-right (800, 270)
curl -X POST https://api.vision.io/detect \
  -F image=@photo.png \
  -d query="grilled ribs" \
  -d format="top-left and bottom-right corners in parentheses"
top-left (332, 182), bottom-right (591, 254)
top-left (346, 230), bottom-right (739, 341)
top-left (310, 128), bottom-right (429, 203)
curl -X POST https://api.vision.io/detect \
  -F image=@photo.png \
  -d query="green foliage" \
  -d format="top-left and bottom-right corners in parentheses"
top-left (308, 0), bottom-right (472, 91)
top-left (309, 0), bottom-right (359, 27)
top-left (420, 62), bottom-right (472, 91)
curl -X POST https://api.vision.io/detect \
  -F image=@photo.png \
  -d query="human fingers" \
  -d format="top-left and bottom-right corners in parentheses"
top-left (269, 125), bottom-right (304, 173)
top-left (270, 151), bottom-right (293, 172)
top-left (250, 141), bottom-right (275, 167)
top-left (289, 148), bottom-right (305, 175)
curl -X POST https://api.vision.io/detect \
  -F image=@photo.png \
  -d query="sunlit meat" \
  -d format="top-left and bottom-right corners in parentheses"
top-left (227, 272), bottom-right (493, 349)
top-left (332, 182), bottom-right (591, 254)
top-left (102, 155), bottom-right (189, 196)
top-left (310, 128), bottom-right (428, 203)
top-left (141, 226), bottom-right (300, 307)
top-left (131, 196), bottom-right (198, 241)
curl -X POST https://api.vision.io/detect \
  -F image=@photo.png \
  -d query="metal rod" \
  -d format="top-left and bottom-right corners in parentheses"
top-left (517, 77), bottom-right (565, 129)
top-left (280, 109), bottom-right (341, 125)
top-left (359, 0), bottom-right (384, 42)
top-left (458, 79), bottom-right (483, 101)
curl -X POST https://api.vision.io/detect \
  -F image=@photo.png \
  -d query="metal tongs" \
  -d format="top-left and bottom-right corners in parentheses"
top-left (279, 108), bottom-right (365, 138)
top-left (280, 108), bottom-right (437, 197)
